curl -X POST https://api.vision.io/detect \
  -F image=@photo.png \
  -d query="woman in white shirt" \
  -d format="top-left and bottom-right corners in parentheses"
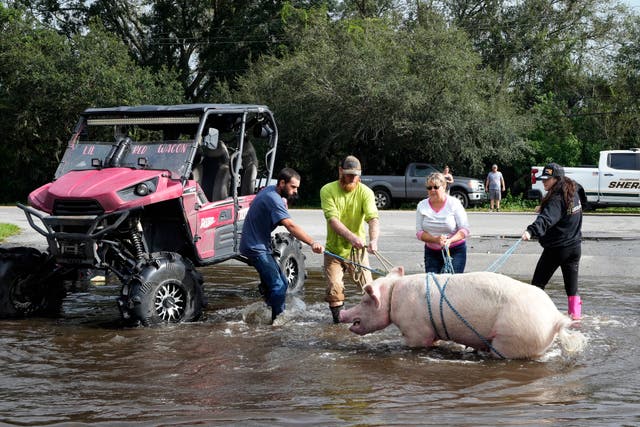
top-left (415, 172), bottom-right (470, 273)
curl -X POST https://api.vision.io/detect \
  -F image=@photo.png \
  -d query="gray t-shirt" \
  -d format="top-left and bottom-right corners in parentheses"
top-left (486, 171), bottom-right (503, 190)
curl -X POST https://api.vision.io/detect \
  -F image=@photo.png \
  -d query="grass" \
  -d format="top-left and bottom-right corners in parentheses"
top-left (467, 190), bottom-right (539, 212)
top-left (0, 223), bottom-right (20, 242)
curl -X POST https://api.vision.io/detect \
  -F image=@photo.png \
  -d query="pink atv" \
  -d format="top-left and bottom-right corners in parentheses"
top-left (0, 104), bottom-right (305, 325)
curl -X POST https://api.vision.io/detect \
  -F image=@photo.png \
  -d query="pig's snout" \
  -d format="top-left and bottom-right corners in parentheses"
top-left (339, 308), bottom-right (368, 335)
top-left (338, 308), bottom-right (360, 326)
top-left (338, 308), bottom-right (351, 323)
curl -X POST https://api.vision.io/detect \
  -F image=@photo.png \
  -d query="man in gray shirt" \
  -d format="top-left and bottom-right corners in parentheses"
top-left (485, 164), bottom-right (506, 212)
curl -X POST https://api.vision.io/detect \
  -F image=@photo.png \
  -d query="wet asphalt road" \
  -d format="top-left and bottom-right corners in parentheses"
top-left (1, 206), bottom-right (639, 280)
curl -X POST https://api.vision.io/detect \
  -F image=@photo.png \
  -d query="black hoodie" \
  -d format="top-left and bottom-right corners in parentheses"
top-left (526, 187), bottom-right (583, 249)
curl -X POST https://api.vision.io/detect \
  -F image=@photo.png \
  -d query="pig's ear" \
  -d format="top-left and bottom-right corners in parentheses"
top-left (364, 285), bottom-right (381, 309)
top-left (390, 266), bottom-right (405, 277)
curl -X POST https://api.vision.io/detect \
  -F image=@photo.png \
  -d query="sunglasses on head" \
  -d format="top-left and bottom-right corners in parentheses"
top-left (426, 185), bottom-right (440, 190)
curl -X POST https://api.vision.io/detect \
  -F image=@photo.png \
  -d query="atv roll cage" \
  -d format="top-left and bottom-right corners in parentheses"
top-left (56, 104), bottom-right (279, 198)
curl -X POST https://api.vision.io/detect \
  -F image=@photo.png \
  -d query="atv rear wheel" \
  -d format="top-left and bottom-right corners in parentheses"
top-left (271, 233), bottom-right (306, 294)
top-left (119, 252), bottom-right (205, 326)
top-left (0, 247), bottom-right (68, 318)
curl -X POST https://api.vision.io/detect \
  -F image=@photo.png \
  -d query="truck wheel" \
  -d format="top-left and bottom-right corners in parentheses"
top-left (451, 190), bottom-right (469, 208)
top-left (0, 247), bottom-right (67, 318)
top-left (119, 252), bottom-right (205, 326)
top-left (373, 188), bottom-right (392, 210)
top-left (272, 232), bottom-right (306, 294)
top-left (578, 187), bottom-right (594, 211)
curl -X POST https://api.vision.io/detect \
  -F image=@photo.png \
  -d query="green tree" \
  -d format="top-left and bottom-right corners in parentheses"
top-left (528, 93), bottom-right (582, 166)
top-left (0, 6), bottom-right (183, 202)
top-left (435, 0), bottom-right (633, 167)
top-left (607, 14), bottom-right (640, 149)
top-left (234, 12), bottom-right (528, 199)
top-left (14, 0), bottom-right (336, 101)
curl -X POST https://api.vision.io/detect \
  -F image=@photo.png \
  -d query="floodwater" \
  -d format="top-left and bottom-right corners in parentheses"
top-left (0, 265), bottom-right (638, 426)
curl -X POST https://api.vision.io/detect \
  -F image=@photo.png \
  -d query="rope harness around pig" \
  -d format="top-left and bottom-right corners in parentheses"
top-left (425, 273), bottom-right (506, 359)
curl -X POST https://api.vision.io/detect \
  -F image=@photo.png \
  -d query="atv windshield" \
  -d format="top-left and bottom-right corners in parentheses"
top-left (55, 116), bottom-right (200, 179)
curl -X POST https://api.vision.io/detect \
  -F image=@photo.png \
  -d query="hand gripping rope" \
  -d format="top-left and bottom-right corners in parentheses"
top-left (440, 246), bottom-right (455, 274)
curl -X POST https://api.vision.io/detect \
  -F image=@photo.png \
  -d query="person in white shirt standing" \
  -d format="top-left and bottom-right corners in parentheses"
top-left (415, 172), bottom-right (470, 273)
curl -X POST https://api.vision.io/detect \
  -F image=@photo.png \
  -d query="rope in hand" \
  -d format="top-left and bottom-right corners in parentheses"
top-left (440, 245), bottom-right (455, 274)
top-left (348, 246), bottom-right (397, 290)
top-left (323, 248), bottom-right (387, 277)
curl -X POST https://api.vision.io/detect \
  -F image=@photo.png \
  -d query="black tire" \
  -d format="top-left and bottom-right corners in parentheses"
top-left (451, 189), bottom-right (469, 208)
top-left (271, 232), bottom-right (306, 294)
top-left (373, 188), bottom-right (392, 210)
top-left (0, 247), bottom-right (67, 318)
top-left (578, 186), bottom-right (594, 211)
top-left (119, 252), bottom-right (205, 326)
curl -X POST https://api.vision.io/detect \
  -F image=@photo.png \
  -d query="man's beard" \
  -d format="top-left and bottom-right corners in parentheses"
top-left (285, 192), bottom-right (299, 204)
top-left (339, 176), bottom-right (358, 192)
top-left (278, 186), bottom-right (299, 204)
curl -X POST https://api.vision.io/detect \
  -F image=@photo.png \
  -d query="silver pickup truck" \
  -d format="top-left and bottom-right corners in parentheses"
top-left (361, 163), bottom-right (487, 209)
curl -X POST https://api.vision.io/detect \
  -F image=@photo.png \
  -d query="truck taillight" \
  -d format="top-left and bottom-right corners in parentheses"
top-left (531, 168), bottom-right (539, 184)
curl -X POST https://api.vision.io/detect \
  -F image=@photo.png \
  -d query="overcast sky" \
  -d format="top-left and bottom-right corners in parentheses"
top-left (626, 0), bottom-right (640, 10)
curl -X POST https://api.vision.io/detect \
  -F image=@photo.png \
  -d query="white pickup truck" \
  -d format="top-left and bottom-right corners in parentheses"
top-left (528, 148), bottom-right (640, 209)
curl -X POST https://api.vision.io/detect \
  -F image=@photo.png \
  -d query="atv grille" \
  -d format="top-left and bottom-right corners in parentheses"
top-left (53, 199), bottom-right (104, 215)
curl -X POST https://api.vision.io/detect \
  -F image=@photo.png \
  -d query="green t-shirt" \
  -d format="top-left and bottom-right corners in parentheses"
top-left (320, 181), bottom-right (379, 257)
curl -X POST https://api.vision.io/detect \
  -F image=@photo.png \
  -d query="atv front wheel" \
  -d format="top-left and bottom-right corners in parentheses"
top-left (0, 247), bottom-right (68, 318)
top-left (119, 252), bottom-right (205, 326)
top-left (271, 232), bottom-right (307, 294)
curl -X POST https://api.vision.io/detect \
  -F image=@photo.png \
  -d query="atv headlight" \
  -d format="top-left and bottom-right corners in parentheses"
top-left (118, 178), bottom-right (158, 201)
top-left (135, 183), bottom-right (151, 196)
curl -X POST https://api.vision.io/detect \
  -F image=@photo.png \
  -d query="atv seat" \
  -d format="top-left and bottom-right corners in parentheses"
top-left (239, 141), bottom-right (258, 196)
top-left (200, 141), bottom-right (231, 202)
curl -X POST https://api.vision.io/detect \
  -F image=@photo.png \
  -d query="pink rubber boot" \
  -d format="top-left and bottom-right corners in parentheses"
top-left (568, 295), bottom-right (582, 320)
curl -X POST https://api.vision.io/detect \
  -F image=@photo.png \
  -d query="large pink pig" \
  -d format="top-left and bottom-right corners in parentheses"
top-left (339, 267), bottom-right (586, 359)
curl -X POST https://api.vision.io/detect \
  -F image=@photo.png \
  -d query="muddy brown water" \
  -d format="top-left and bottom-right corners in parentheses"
top-left (0, 264), bottom-right (638, 426)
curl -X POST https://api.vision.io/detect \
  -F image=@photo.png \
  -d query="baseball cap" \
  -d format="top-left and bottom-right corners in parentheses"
top-left (341, 155), bottom-right (362, 176)
top-left (538, 162), bottom-right (564, 180)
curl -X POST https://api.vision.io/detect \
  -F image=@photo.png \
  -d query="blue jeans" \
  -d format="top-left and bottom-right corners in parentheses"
top-left (424, 242), bottom-right (467, 274)
top-left (250, 253), bottom-right (288, 320)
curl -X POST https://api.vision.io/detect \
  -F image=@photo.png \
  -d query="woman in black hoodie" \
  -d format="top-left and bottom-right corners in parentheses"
top-left (522, 163), bottom-right (583, 320)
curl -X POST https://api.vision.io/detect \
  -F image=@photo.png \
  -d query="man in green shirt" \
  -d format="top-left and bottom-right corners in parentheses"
top-left (320, 155), bottom-right (380, 323)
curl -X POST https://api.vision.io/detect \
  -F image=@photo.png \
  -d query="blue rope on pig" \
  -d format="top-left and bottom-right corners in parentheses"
top-left (425, 273), bottom-right (507, 359)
